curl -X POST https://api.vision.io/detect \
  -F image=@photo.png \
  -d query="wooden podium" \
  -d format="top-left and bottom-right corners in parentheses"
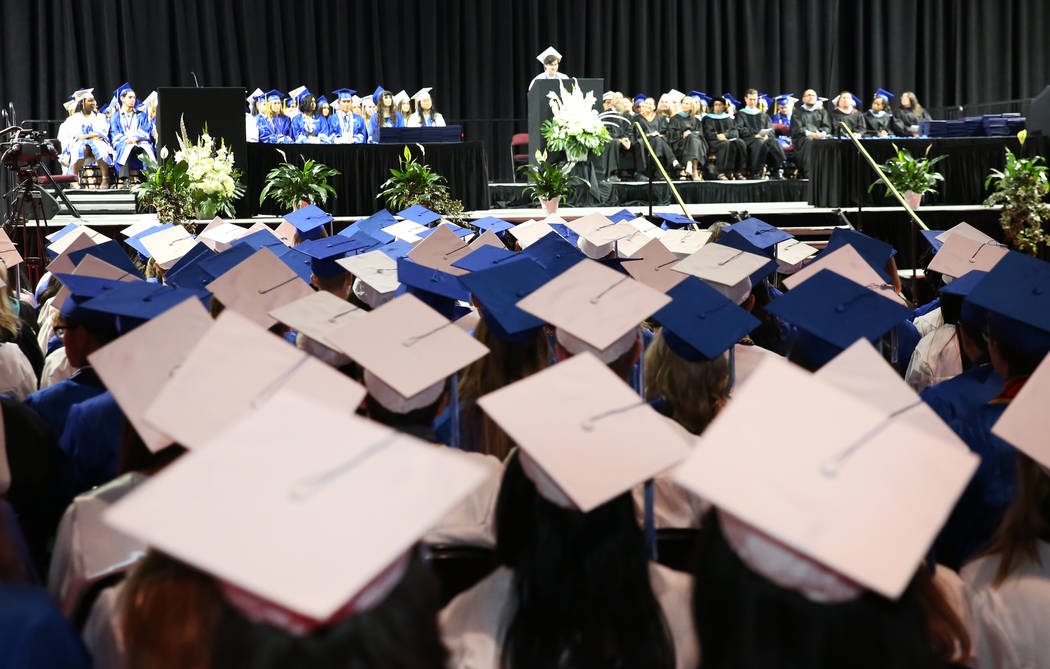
top-left (527, 78), bottom-right (604, 162)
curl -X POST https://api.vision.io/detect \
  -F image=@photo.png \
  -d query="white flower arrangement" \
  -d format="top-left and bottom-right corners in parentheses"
top-left (173, 129), bottom-right (245, 218)
top-left (541, 81), bottom-right (614, 161)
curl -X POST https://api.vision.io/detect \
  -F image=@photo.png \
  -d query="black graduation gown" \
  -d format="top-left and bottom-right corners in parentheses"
top-left (735, 108), bottom-right (786, 176)
top-left (666, 114), bottom-right (707, 164)
top-left (635, 113), bottom-right (677, 174)
top-left (789, 105), bottom-right (832, 177)
top-left (604, 112), bottom-right (639, 177)
top-left (702, 113), bottom-right (746, 175)
top-left (862, 111), bottom-right (902, 137)
top-left (895, 107), bottom-right (932, 136)
top-left (829, 108), bottom-right (865, 138)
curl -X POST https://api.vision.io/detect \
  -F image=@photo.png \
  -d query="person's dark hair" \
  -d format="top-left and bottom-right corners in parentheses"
top-left (543, 55), bottom-right (559, 66)
top-left (377, 92), bottom-right (398, 122)
top-left (0, 506), bottom-right (30, 584)
top-left (494, 451), bottom-right (677, 669)
top-left (74, 98), bottom-right (91, 114)
top-left (414, 98), bottom-right (441, 125)
top-left (116, 419), bottom-right (186, 476)
top-left (939, 293), bottom-right (962, 326)
top-left (744, 88), bottom-right (758, 97)
top-left (313, 272), bottom-right (349, 295)
top-left (691, 510), bottom-right (941, 669)
top-left (979, 454), bottom-right (1050, 585)
top-left (364, 380), bottom-right (447, 431)
top-left (900, 92), bottom-right (925, 115)
top-left (318, 100), bottom-right (332, 118)
top-left (988, 324), bottom-right (1044, 377)
top-left (748, 279), bottom-right (791, 355)
top-left (37, 274), bottom-right (63, 308)
top-left (913, 564), bottom-right (973, 664)
top-left (299, 95), bottom-right (317, 115)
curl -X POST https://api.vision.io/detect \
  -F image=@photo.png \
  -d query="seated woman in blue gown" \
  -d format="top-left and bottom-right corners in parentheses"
top-left (367, 87), bottom-right (405, 143)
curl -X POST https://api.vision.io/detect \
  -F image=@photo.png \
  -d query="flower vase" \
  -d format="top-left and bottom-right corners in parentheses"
top-left (904, 190), bottom-right (922, 209)
top-left (538, 196), bottom-right (560, 214)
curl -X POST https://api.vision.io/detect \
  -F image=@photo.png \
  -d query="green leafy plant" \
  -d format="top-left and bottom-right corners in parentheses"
top-left (518, 150), bottom-right (586, 202)
top-left (131, 149), bottom-right (194, 229)
top-left (868, 144), bottom-right (946, 198)
top-left (378, 145), bottom-right (465, 223)
top-left (984, 131), bottom-right (1049, 255)
top-left (259, 150), bottom-right (340, 211)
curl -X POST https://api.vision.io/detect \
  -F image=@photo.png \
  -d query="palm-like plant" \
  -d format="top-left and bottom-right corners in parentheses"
top-left (869, 144), bottom-right (946, 199)
top-left (378, 145), bottom-right (465, 223)
top-left (258, 151), bottom-right (340, 211)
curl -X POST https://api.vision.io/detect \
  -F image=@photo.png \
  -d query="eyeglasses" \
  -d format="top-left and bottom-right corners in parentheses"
top-left (53, 324), bottom-right (80, 337)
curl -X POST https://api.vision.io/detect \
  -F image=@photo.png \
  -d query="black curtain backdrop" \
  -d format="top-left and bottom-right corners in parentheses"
top-left (2, 0), bottom-right (1048, 183)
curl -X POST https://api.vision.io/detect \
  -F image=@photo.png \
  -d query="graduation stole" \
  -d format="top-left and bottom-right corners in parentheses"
top-left (868, 110), bottom-right (887, 118)
top-left (740, 107), bottom-right (762, 115)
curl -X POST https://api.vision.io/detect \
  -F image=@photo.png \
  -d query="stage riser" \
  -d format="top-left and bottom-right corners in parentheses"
top-left (489, 179), bottom-right (808, 209)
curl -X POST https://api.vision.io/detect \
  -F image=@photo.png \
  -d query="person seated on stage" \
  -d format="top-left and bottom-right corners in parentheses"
top-left (667, 95), bottom-right (707, 181)
top-left (407, 88), bottom-right (447, 127)
top-left (702, 97), bottom-right (746, 181)
top-left (108, 83), bottom-right (156, 186)
top-left (603, 92), bottom-right (638, 180)
top-left (529, 45), bottom-right (569, 91)
top-left (56, 95), bottom-right (80, 175)
top-left (863, 88), bottom-right (902, 138)
top-left (789, 88), bottom-right (831, 178)
top-left (66, 89), bottom-right (115, 188)
top-left (367, 87), bottom-right (406, 143)
top-left (394, 90), bottom-right (413, 121)
top-left (329, 88), bottom-right (366, 144)
top-left (255, 89), bottom-right (292, 143)
top-left (632, 94), bottom-right (646, 115)
top-left (829, 90), bottom-right (865, 137)
top-left (636, 97), bottom-right (680, 178)
top-left (245, 88), bottom-right (263, 143)
top-left (656, 93), bottom-right (676, 121)
top-left (316, 95), bottom-right (334, 131)
top-left (602, 91), bottom-right (614, 111)
top-left (290, 91), bottom-right (334, 144)
top-left (736, 88), bottom-right (786, 180)
top-left (359, 94), bottom-right (375, 130)
top-left (896, 91), bottom-right (932, 137)
top-left (283, 86), bottom-right (305, 121)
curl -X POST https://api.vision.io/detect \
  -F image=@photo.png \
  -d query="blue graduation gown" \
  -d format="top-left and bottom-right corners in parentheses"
top-left (911, 297), bottom-right (940, 320)
top-left (256, 114), bottom-right (292, 143)
top-left (109, 108), bottom-right (157, 170)
top-left (331, 111), bottom-right (367, 143)
top-left (921, 363), bottom-right (1002, 425)
top-left (0, 585), bottom-right (93, 669)
top-left (67, 113), bottom-right (115, 165)
top-left (59, 391), bottom-right (125, 502)
top-left (23, 367), bottom-right (106, 440)
top-left (367, 112), bottom-right (406, 144)
top-left (290, 113), bottom-right (334, 144)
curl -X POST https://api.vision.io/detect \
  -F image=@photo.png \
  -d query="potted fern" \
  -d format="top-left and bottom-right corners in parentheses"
top-left (518, 150), bottom-right (585, 214)
top-left (378, 145), bottom-right (465, 223)
top-left (259, 149), bottom-right (340, 211)
top-left (869, 144), bottom-right (946, 208)
top-left (984, 131), bottom-right (1049, 256)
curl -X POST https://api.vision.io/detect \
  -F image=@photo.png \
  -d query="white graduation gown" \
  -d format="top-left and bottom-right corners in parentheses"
top-left (425, 451), bottom-right (503, 548)
top-left (913, 306), bottom-right (944, 338)
top-left (527, 71), bottom-right (569, 91)
top-left (905, 323), bottom-right (962, 393)
top-left (440, 564), bottom-right (699, 669)
top-left (962, 541), bottom-right (1050, 669)
top-left (40, 347), bottom-right (75, 389)
top-left (0, 342), bottom-right (37, 400)
top-left (83, 581), bottom-right (126, 669)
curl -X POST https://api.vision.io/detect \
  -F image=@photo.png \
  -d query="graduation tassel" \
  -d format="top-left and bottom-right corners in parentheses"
top-left (728, 344), bottom-right (737, 394)
top-left (450, 373), bottom-right (461, 449)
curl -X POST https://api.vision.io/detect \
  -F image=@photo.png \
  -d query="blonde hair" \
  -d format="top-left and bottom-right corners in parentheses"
top-left (644, 329), bottom-right (730, 435)
top-left (0, 261), bottom-right (20, 340)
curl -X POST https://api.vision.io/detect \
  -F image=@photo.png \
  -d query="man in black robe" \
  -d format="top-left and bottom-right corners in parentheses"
top-left (789, 89), bottom-right (832, 178)
top-left (736, 88), bottom-right (786, 179)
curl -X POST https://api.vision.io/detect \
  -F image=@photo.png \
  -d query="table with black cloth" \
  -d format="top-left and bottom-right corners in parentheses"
top-left (244, 142), bottom-right (489, 216)
top-left (808, 137), bottom-right (1022, 207)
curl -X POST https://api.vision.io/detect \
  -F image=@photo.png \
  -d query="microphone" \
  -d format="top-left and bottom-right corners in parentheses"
top-left (191, 72), bottom-right (200, 87)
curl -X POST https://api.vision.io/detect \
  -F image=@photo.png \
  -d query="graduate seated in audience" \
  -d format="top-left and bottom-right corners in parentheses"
top-left (703, 97), bottom-right (746, 180)
top-left (906, 278), bottom-right (965, 393)
top-left (367, 86), bottom-right (406, 143)
top-left (529, 45), bottom-right (569, 91)
top-left (289, 91), bottom-right (334, 144)
top-left (330, 88), bottom-right (367, 143)
top-left (790, 88), bottom-right (831, 178)
top-left (666, 95), bottom-right (707, 181)
top-left (863, 88), bottom-right (902, 137)
top-left (736, 88), bottom-right (786, 180)
top-left (66, 89), bottom-right (115, 188)
top-left (441, 354), bottom-right (699, 668)
top-left (829, 90), bottom-right (865, 137)
top-left (406, 88), bottom-right (446, 127)
top-left (897, 91), bottom-right (932, 137)
top-left (256, 89), bottom-right (292, 144)
top-left (0, 260), bottom-right (43, 386)
top-left (108, 83), bottom-right (156, 186)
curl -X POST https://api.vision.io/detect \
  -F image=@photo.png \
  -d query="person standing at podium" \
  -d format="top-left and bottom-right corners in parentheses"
top-left (529, 46), bottom-right (569, 91)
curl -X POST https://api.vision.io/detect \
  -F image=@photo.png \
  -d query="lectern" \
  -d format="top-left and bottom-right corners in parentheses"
top-left (527, 78), bottom-right (605, 162)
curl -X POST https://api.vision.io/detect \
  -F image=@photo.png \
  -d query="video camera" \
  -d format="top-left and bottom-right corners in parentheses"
top-left (0, 128), bottom-right (60, 168)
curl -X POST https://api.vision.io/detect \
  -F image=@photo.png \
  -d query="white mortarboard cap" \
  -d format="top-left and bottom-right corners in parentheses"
top-left (143, 310), bottom-right (366, 449)
top-left (567, 213), bottom-right (637, 259)
top-left (536, 46), bottom-right (563, 64)
top-left (120, 217), bottom-right (161, 238)
top-left (508, 220), bottom-right (556, 249)
top-left (288, 85), bottom-right (307, 101)
top-left (381, 220), bottom-right (428, 243)
top-left (622, 238), bottom-right (690, 293)
top-left (775, 238), bottom-right (819, 273)
top-left (0, 228), bottom-right (24, 269)
top-left (478, 352), bottom-right (692, 512)
top-left (602, 91), bottom-right (614, 101)
top-left (935, 222), bottom-right (994, 245)
top-left (337, 249), bottom-right (400, 300)
top-left (392, 90), bottom-right (409, 106)
top-left (516, 258), bottom-right (671, 353)
top-left (47, 230), bottom-right (99, 275)
top-left (992, 352), bottom-right (1050, 469)
top-left (268, 291), bottom-right (365, 354)
top-left (405, 223), bottom-right (482, 276)
top-left (325, 293), bottom-right (489, 400)
top-left (671, 241), bottom-right (766, 288)
top-left (143, 91), bottom-right (158, 109)
top-left (927, 234), bottom-right (1008, 279)
top-left (140, 225), bottom-right (199, 270)
top-left (783, 244), bottom-right (906, 306)
top-left (88, 298), bottom-right (213, 452)
top-left (246, 88), bottom-right (264, 103)
top-left (273, 220), bottom-right (298, 246)
top-left (62, 99), bottom-right (77, 113)
top-left (614, 218), bottom-right (665, 258)
top-left (199, 222), bottom-right (249, 252)
top-left (52, 255), bottom-right (140, 312)
top-left (672, 354), bottom-right (978, 600)
top-left (660, 228), bottom-right (712, 259)
top-left (205, 247), bottom-right (314, 328)
top-left (412, 88), bottom-right (433, 101)
top-left (105, 390), bottom-right (491, 627)
top-left (73, 88), bottom-right (94, 101)
top-left (666, 89), bottom-right (685, 103)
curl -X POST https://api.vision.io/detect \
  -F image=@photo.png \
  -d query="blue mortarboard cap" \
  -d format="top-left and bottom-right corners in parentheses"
top-left (378, 239), bottom-right (414, 260)
top-left (691, 92), bottom-right (713, 106)
top-left (723, 93), bottom-right (742, 108)
top-left (165, 241), bottom-right (214, 276)
top-left (46, 222), bottom-right (82, 244)
top-left (655, 212), bottom-right (694, 229)
top-left (298, 235), bottom-right (375, 278)
top-left (80, 282), bottom-right (204, 333)
top-left (458, 258), bottom-right (548, 341)
top-left (282, 204), bottom-right (333, 241)
top-left (850, 93), bottom-right (862, 108)
top-left (548, 222), bottom-right (579, 247)
top-left (332, 88), bottom-right (357, 100)
top-left (965, 251), bottom-right (1050, 358)
top-left (316, 95), bottom-right (329, 106)
top-left (113, 82), bottom-right (133, 103)
top-left (633, 94), bottom-right (647, 104)
top-left (264, 89), bottom-right (284, 103)
top-left (54, 273), bottom-right (132, 329)
top-left (126, 224), bottom-right (174, 259)
top-left (99, 103), bottom-right (112, 115)
top-left (397, 204), bottom-right (442, 225)
top-left (607, 209), bottom-right (636, 223)
top-left (824, 228), bottom-right (896, 281)
top-left (396, 257), bottom-right (470, 303)
top-left (767, 269), bottom-right (911, 365)
top-left (294, 88), bottom-right (312, 104)
top-left (715, 231), bottom-right (780, 285)
top-left (340, 209), bottom-right (398, 243)
top-left (273, 246), bottom-right (313, 283)
top-left (372, 86), bottom-right (387, 104)
top-left (471, 216), bottom-right (515, 235)
top-left (922, 229), bottom-right (945, 253)
top-left (940, 270), bottom-right (989, 328)
top-left (233, 229), bottom-right (284, 252)
top-left (725, 217), bottom-right (793, 251)
top-left (875, 88), bottom-right (895, 103)
top-left (68, 240), bottom-right (143, 278)
top-left (758, 94), bottom-right (773, 111)
top-left (654, 277), bottom-right (761, 362)
top-left (520, 231), bottom-right (585, 278)
top-left (451, 245), bottom-right (522, 273)
top-left (200, 244), bottom-right (257, 280)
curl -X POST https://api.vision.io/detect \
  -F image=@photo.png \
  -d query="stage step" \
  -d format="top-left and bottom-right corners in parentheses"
top-left (54, 188), bottom-right (138, 216)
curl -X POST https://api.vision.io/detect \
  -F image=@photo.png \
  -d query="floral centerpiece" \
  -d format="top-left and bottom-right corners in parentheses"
top-left (540, 81), bottom-right (614, 164)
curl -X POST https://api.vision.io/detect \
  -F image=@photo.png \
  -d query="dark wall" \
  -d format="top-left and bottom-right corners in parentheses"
top-left (3, 0), bottom-right (1047, 181)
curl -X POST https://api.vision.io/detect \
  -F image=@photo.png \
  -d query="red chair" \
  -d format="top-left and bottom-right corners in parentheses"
top-left (509, 133), bottom-right (529, 181)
